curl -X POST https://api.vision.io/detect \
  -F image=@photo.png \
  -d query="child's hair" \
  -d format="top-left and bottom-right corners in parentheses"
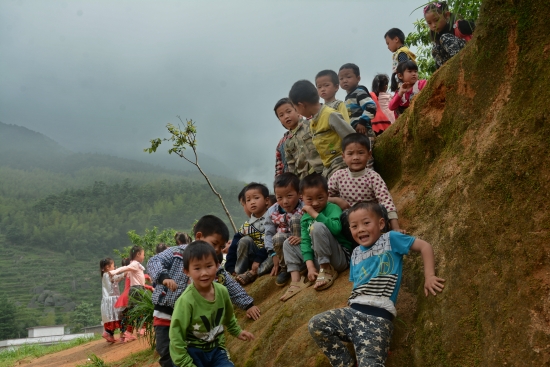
top-left (342, 133), bottom-right (372, 152)
top-left (274, 98), bottom-right (293, 116)
top-left (268, 194), bottom-right (277, 206)
top-left (348, 202), bottom-right (391, 233)
top-left (274, 172), bottom-right (300, 193)
top-left (424, 2), bottom-right (456, 42)
top-left (174, 232), bottom-right (191, 245)
top-left (289, 80), bottom-right (319, 105)
top-left (391, 60), bottom-right (419, 91)
top-left (372, 74), bottom-right (389, 96)
top-left (423, 1), bottom-right (449, 16)
top-left (384, 28), bottom-right (406, 44)
top-left (315, 70), bottom-right (339, 85)
top-left (244, 182), bottom-right (270, 198)
top-left (300, 173), bottom-right (328, 193)
top-left (100, 257), bottom-right (114, 277)
top-left (193, 215), bottom-right (230, 243)
top-left (121, 257), bottom-right (130, 266)
top-left (129, 245), bottom-right (144, 260)
top-left (339, 63), bottom-right (360, 77)
top-left (238, 186), bottom-right (247, 204)
top-left (182, 240), bottom-right (219, 270)
top-left (155, 243), bottom-right (168, 254)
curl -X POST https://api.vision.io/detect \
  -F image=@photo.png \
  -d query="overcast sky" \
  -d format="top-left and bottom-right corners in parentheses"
top-left (0, 0), bottom-right (423, 183)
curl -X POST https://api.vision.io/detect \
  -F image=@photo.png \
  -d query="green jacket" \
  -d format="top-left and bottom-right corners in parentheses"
top-left (300, 202), bottom-right (352, 262)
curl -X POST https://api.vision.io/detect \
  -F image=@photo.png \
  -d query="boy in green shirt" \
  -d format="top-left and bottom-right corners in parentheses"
top-left (170, 241), bottom-right (255, 367)
top-left (280, 173), bottom-right (352, 301)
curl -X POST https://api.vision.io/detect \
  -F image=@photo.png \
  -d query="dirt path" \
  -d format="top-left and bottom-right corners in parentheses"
top-left (15, 338), bottom-right (152, 367)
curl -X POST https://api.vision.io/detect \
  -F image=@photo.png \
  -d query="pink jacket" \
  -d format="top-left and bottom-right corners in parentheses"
top-left (377, 92), bottom-right (395, 123)
top-left (110, 261), bottom-right (145, 287)
top-left (389, 79), bottom-right (427, 111)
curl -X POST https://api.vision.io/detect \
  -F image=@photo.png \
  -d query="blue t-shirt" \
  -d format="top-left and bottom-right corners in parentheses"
top-left (349, 231), bottom-right (415, 306)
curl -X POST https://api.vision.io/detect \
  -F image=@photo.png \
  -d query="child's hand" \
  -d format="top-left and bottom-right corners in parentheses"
top-left (355, 124), bottom-right (367, 134)
top-left (398, 82), bottom-right (413, 96)
top-left (302, 205), bottom-right (318, 218)
top-left (246, 306), bottom-right (261, 320)
top-left (424, 275), bottom-right (445, 296)
top-left (251, 262), bottom-right (260, 274)
top-left (307, 265), bottom-right (318, 283)
top-left (237, 330), bottom-right (255, 341)
top-left (287, 236), bottom-right (301, 246)
top-left (162, 278), bottom-right (178, 292)
top-left (270, 256), bottom-right (280, 276)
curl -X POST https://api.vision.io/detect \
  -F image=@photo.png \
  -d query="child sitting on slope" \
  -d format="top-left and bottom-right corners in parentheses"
top-left (308, 202), bottom-right (445, 366)
top-left (389, 60), bottom-right (427, 114)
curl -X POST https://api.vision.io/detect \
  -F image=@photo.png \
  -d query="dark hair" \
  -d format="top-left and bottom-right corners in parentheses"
top-left (238, 186), bottom-right (247, 203)
top-left (424, 2), bottom-right (458, 43)
top-left (395, 60), bottom-right (419, 81)
top-left (339, 63), bottom-right (360, 77)
top-left (174, 232), bottom-right (191, 245)
top-left (274, 98), bottom-right (293, 117)
top-left (289, 80), bottom-right (319, 105)
top-left (121, 257), bottom-right (130, 266)
top-left (268, 194), bottom-right (277, 206)
top-left (193, 215), bottom-right (230, 243)
top-left (274, 172), bottom-right (300, 193)
top-left (300, 173), bottom-right (328, 193)
top-left (384, 28), bottom-right (405, 44)
top-left (100, 257), bottom-right (114, 277)
top-left (348, 202), bottom-right (391, 233)
top-left (315, 70), bottom-right (339, 86)
top-left (155, 243), bottom-right (168, 254)
top-left (130, 246), bottom-right (144, 261)
top-left (244, 182), bottom-right (270, 198)
top-left (372, 74), bottom-right (389, 96)
top-left (342, 133), bottom-right (372, 152)
top-left (182, 240), bottom-right (219, 270)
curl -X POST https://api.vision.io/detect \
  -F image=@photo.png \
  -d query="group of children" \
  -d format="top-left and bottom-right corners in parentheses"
top-left (98, 2), bottom-right (472, 365)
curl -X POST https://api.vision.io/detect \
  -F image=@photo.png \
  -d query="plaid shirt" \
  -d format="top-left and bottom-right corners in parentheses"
top-left (275, 132), bottom-right (290, 177)
top-left (148, 245), bottom-right (253, 312)
top-left (264, 202), bottom-right (304, 251)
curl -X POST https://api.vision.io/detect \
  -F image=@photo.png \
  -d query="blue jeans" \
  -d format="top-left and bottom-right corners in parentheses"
top-left (174, 347), bottom-right (234, 367)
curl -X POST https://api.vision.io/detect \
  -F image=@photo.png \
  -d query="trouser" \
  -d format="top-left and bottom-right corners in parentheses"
top-left (308, 307), bottom-right (393, 367)
top-left (283, 222), bottom-right (349, 273)
top-left (155, 325), bottom-right (173, 367)
top-left (180, 347), bottom-right (234, 367)
top-left (234, 236), bottom-right (273, 275)
top-left (272, 215), bottom-right (302, 272)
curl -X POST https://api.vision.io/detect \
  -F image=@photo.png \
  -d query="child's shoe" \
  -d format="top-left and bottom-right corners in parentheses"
top-left (123, 331), bottom-right (137, 341)
top-left (275, 270), bottom-right (291, 286)
top-left (102, 331), bottom-right (115, 343)
top-left (118, 335), bottom-right (126, 343)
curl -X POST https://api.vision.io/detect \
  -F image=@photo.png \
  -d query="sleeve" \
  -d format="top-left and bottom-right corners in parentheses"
top-left (169, 297), bottom-right (196, 367)
top-left (275, 145), bottom-right (283, 177)
top-left (263, 209), bottom-right (276, 252)
top-left (388, 92), bottom-right (403, 111)
top-left (112, 273), bottom-right (126, 283)
top-left (336, 102), bottom-right (350, 122)
top-left (221, 268), bottom-right (255, 310)
top-left (397, 51), bottom-right (410, 63)
top-left (300, 216), bottom-right (314, 262)
top-left (356, 89), bottom-right (377, 128)
top-left (389, 231), bottom-right (416, 255)
top-left (222, 288), bottom-right (242, 337)
top-left (314, 204), bottom-right (342, 236)
top-left (147, 248), bottom-right (176, 284)
top-left (328, 112), bottom-right (355, 139)
top-left (328, 171), bottom-right (340, 197)
top-left (418, 79), bottom-right (428, 92)
top-left (253, 247), bottom-right (268, 264)
top-left (224, 232), bottom-right (243, 274)
top-left (110, 262), bottom-right (139, 276)
top-left (369, 171), bottom-right (398, 220)
top-left (284, 137), bottom-right (297, 175)
top-left (349, 247), bottom-right (360, 282)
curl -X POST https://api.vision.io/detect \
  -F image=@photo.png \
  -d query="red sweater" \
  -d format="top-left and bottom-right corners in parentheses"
top-left (389, 79), bottom-right (427, 111)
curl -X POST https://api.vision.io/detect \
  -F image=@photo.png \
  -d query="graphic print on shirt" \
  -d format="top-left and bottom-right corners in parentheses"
top-left (193, 307), bottom-right (224, 343)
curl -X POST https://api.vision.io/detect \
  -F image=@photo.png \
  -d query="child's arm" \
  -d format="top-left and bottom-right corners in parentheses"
top-left (389, 91), bottom-right (405, 111)
top-left (275, 135), bottom-right (287, 177)
top-left (220, 268), bottom-right (261, 320)
top-left (328, 112), bottom-right (355, 139)
top-left (263, 209), bottom-right (279, 276)
top-left (147, 248), bottom-right (179, 292)
top-left (355, 89), bottom-right (377, 132)
top-left (284, 138), bottom-right (297, 175)
top-left (109, 262), bottom-right (138, 276)
top-left (169, 299), bottom-right (195, 367)
top-left (222, 289), bottom-right (255, 341)
top-left (410, 239), bottom-right (445, 296)
top-left (304, 203), bottom-right (342, 236)
top-left (368, 171), bottom-right (401, 230)
top-left (328, 174), bottom-right (350, 210)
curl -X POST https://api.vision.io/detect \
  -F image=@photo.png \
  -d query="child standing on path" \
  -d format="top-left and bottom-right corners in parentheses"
top-left (315, 70), bottom-right (350, 122)
top-left (100, 258), bottom-right (125, 343)
top-left (308, 202), bottom-right (445, 366)
top-left (170, 241), bottom-right (255, 367)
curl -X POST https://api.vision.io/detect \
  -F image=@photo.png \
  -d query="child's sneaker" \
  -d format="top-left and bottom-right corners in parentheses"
top-left (102, 331), bottom-right (115, 343)
top-left (124, 331), bottom-right (137, 341)
top-left (275, 270), bottom-right (291, 286)
top-left (118, 335), bottom-right (126, 343)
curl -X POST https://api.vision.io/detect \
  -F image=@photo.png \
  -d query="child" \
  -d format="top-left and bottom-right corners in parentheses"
top-left (109, 246), bottom-right (146, 342)
top-left (234, 183), bottom-right (273, 285)
top-left (368, 75), bottom-right (392, 135)
top-left (100, 258), bottom-right (125, 343)
top-left (273, 98), bottom-right (324, 179)
top-left (424, 1), bottom-right (475, 69)
top-left (224, 186), bottom-right (252, 275)
top-left (148, 215), bottom-right (259, 367)
top-left (371, 74), bottom-right (395, 124)
top-left (170, 241), bottom-right (255, 367)
top-left (264, 172), bottom-right (304, 286)
top-left (289, 80), bottom-right (355, 178)
top-left (268, 194), bottom-right (277, 207)
top-left (389, 60), bottom-right (427, 113)
top-left (156, 243), bottom-right (168, 254)
top-left (308, 202), bottom-right (445, 366)
top-left (273, 97), bottom-right (296, 178)
top-left (315, 70), bottom-right (350, 122)
top-left (175, 232), bottom-right (192, 246)
top-left (384, 28), bottom-right (417, 92)
top-left (281, 173), bottom-right (352, 301)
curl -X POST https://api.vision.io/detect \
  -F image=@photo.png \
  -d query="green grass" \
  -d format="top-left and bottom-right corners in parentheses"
top-left (0, 335), bottom-right (100, 367)
top-left (75, 349), bottom-right (157, 367)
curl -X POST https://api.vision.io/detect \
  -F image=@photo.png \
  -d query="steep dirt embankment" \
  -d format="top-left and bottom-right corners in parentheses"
top-left (227, 0), bottom-right (550, 366)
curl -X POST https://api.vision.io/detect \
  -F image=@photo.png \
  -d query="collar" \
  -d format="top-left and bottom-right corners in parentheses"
top-left (348, 168), bottom-right (366, 178)
top-left (249, 213), bottom-right (265, 224)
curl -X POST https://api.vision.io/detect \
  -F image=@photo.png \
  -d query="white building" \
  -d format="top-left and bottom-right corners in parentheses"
top-left (0, 325), bottom-right (93, 351)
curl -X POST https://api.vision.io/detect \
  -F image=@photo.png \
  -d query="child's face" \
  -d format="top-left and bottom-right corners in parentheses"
top-left (195, 232), bottom-right (227, 256)
top-left (385, 36), bottom-right (401, 52)
top-left (276, 103), bottom-right (300, 131)
top-left (245, 189), bottom-right (269, 217)
top-left (184, 254), bottom-right (218, 291)
top-left (293, 102), bottom-right (318, 119)
top-left (398, 69), bottom-right (418, 85)
top-left (315, 76), bottom-right (339, 102)
top-left (343, 142), bottom-right (371, 172)
top-left (134, 250), bottom-right (145, 263)
top-left (104, 262), bottom-right (115, 272)
top-left (338, 68), bottom-right (361, 93)
top-left (274, 185), bottom-right (300, 213)
top-left (302, 186), bottom-right (328, 213)
top-left (348, 208), bottom-right (385, 248)
top-left (240, 198), bottom-right (252, 217)
top-left (424, 10), bottom-right (449, 33)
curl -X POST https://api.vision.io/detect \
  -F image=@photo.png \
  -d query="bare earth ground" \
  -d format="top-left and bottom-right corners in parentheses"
top-left (15, 338), bottom-right (152, 367)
